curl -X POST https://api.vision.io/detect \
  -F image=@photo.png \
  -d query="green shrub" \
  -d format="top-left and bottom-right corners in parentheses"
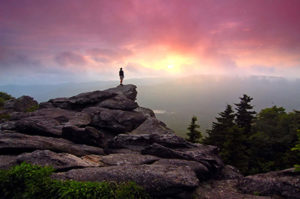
top-left (26, 104), bottom-right (39, 112)
top-left (0, 162), bottom-right (151, 199)
top-left (0, 92), bottom-right (14, 101)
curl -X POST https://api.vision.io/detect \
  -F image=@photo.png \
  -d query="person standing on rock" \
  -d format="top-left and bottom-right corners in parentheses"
top-left (119, 68), bottom-right (124, 85)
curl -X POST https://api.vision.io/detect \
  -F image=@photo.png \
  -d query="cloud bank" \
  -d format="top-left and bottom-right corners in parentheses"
top-left (1, 0), bottom-right (300, 84)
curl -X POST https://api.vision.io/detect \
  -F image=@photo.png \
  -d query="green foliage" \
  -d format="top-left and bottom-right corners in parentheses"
top-left (235, 94), bottom-right (256, 134)
top-left (0, 162), bottom-right (54, 199)
top-left (203, 104), bottom-right (235, 149)
top-left (186, 116), bottom-right (203, 143)
top-left (0, 162), bottom-right (151, 199)
top-left (0, 92), bottom-right (14, 101)
top-left (26, 104), bottom-right (39, 112)
top-left (204, 95), bottom-right (300, 175)
top-left (291, 131), bottom-right (300, 172)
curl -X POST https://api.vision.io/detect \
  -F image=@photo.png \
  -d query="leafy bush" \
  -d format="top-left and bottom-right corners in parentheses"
top-left (26, 104), bottom-right (39, 112)
top-left (0, 91), bottom-right (14, 109)
top-left (0, 162), bottom-right (151, 199)
top-left (0, 92), bottom-right (14, 101)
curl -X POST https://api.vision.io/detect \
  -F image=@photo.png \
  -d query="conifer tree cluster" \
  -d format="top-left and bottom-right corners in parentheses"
top-left (203, 94), bottom-right (300, 175)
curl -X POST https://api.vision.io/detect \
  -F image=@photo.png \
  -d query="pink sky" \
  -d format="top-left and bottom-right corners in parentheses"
top-left (1, 0), bottom-right (300, 84)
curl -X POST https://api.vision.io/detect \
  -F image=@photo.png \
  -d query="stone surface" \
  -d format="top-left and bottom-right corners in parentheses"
top-left (0, 131), bottom-right (104, 156)
top-left (17, 150), bottom-right (97, 170)
top-left (110, 133), bottom-right (193, 151)
top-left (80, 155), bottom-right (104, 167)
top-left (142, 143), bottom-right (224, 171)
top-left (53, 164), bottom-right (199, 197)
top-left (104, 84), bottom-right (137, 101)
top-left (0, 84), bottom-right (232, 199)
top-left (154, 159), bottom-right (209, 180)
top-left (0, 155), bottom-right (18, 169)
top-left (194, 179), bottom-right (272, 199)
top-left (100, 153), bottom-right (159, 166)
top-left (97, 94), bottom-right (138, 111)
top-left (7, 108), bottom-right (91, 137)
top-left (237, 168), bottom-right (300, 199)
top-left (3, 96), bottom-right (38, 112)
top-left (134, 107), bottom-right (156, 118)
top-left (131, 117), bottom-right (175, 135)
top-left (62, 126), bottom-right (105, 147)
top-left (83, 107), bottom-right (146, 133)
top-left (49, 91), bottom-right (115, 110)
top-left (217, 165), bottom-right (243, 180)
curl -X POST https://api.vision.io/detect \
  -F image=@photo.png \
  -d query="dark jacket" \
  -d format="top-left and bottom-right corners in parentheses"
top-left (119, 70), bottom-right (124, 76)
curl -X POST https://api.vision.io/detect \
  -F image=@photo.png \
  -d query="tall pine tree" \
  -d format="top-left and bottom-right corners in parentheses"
top-left (235, 94), bottom-right (256, 134)
top-left (186, 116), bottom-right (202, 143)
top-left (203, 104), bottom-right (235, 149)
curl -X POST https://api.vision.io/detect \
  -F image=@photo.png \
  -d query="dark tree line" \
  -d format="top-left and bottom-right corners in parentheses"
top-left (202, 94), bottom-right (300, 175)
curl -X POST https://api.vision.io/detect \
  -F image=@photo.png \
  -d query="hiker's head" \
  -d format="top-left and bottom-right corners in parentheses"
top-left (120, 68), bottom-right (123, 70)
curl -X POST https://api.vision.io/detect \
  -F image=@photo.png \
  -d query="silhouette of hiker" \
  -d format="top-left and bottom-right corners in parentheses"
top-left (119, 68), bottom-right (124, 85)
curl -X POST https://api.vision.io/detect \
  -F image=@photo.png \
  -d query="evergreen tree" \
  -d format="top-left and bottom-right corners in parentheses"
top-left (186, 116), bottom-right (202, 143)
top-left (235, 94), bottom-right (256, 134)
top-left (203, 104), bottom-right (235, 148)
top-left (291, 130), bottom-right (300, 171)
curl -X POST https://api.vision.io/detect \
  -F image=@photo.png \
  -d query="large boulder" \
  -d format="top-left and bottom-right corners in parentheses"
top-left (97, 94), bottom-right (138, 111)
top-left (53, 164), bottom-right (199, 197)
top-left (237, 168), bottom-right (300, 199)
top-left (48, 91), bottom-right (116, 110)
top-left (131, 117), bottom-right (175, 135)
top-left (3, 96), bottom-right (38, 112)
top-left (104, 84), bottom-right (137, 101)
top-left (0, 131), bottom-right (104, 156)
top-left (62, 126), bottom-right (105, 147)
top-left (142, 143), bottom-right (224, 171)
top-left (7, 108), bottom-right (91, 137)
top-left (83, 107), bottom-right (146, 133)
top-left (109, 133), bottom-right (193, 151)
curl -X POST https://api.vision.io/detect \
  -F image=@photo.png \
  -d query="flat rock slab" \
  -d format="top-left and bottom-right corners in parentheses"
top-left (237, 168), bottom-right (300, 199)
top-left (0, 131), bottom-right (104, 156)
top-left (0, 150), bottom-right (98, 171)
top-left (154, 159), bottom-right (209, 180)
top-left (142, 143), bottom-right (224, 171)
top-left (48, 91), bottom-right (116, 110)
top-left (100, 153), bottom-right (159, 166)
top-left (8, 108), bottom-right (91, 137)
top-left (110, 133), bottom-right (193, 151)
top-left (53, 164), bottom-right (199, 197)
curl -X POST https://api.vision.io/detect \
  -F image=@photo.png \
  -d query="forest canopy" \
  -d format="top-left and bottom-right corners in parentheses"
top-left (203, 95), bottom-right (300, 175)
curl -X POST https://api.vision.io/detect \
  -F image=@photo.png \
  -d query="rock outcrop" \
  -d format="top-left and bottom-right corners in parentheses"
top-left (0, 84), bottom-right (298, 198)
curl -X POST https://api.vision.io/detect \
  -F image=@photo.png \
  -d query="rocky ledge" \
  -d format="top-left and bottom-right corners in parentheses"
top-left (0, 84), bottom-right (299, 199)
